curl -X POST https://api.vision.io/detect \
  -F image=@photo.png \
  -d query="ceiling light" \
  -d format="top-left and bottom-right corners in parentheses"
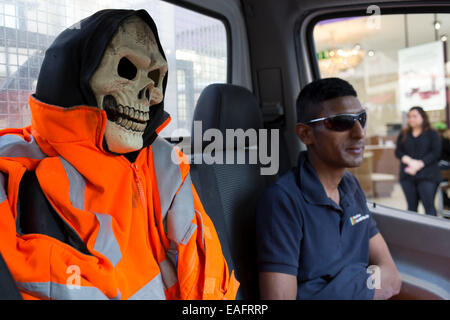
top-left (368, 50), bottom-right (375, 57)
top-left (434, 21), bottom-right (441, 30)
top-left (317, 47), bottom-right (365, 77)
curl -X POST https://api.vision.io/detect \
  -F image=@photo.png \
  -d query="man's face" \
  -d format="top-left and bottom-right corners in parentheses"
top-left (303, 96), bottom-right (366, 169)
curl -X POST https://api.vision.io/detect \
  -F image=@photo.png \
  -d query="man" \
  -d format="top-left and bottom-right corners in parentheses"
top-left (256, 78), bottom-right (401, 300)
top-left (0, 9), bottom-right (238, 300)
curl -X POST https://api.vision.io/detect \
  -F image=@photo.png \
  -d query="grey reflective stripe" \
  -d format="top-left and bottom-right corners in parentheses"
top-left (166, 173), bottom-right (196, 245)
top-left (59, 157), bottom-right (85, 210)
top-left (166, 241), bottom-right (178, 269)
top-left (129, 273), bottom-right (166, 300)
top-left (152, 136), bottom-right (182, 219)
top-left (0, 172), bottom-right (6, 203)
top-left (93, 212), bottom-right (122, 267)
top-left (152, 137), bottom-right (197, 245)
top-left (0, 134), bottom-right (46, 159)
top-left (17, 281), bottom-right (121, 300)
top-left (159, 258), bottom-right (178, 290)
top-left (58, 158), bottom-right (121, 266)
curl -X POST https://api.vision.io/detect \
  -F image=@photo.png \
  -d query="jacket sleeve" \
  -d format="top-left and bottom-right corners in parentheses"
top-left (164, 171), bottom-right (239, 300)
top-left (190, 183), bottom-right (240, 300)
top-left (158, 145), bottom-right (239, 300)
top-left (0, 165), bottom-right (54, 300)
top-left (0, 171), bottom-right (22, 299)
top-left (0, 130), bottom-right (52, 300)
top-left (422, 130), bottom-right (442, 166)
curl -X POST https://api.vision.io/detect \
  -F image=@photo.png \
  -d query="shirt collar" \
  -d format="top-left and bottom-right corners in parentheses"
top-left (297, 151), bottom-right (355, 210)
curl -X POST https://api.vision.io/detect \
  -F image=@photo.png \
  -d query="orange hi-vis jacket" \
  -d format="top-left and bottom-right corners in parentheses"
top-left (0, 96), bottom-right (239, 300)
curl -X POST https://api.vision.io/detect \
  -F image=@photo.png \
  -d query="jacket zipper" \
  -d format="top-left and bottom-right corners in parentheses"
top-left (131, 163), bottom-right (147, 209)
top-left (131, 163), bottom-right (152, 254)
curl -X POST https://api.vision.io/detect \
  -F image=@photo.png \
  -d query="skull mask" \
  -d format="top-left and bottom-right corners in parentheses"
top-left (90, 15), bottom-right (168, 154)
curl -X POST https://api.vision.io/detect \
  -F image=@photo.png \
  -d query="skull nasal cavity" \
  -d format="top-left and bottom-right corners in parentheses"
top-left (148, 69), bottom-right (160, 86)
top-left (138, 87), bottom-right (150, 100)
top-left (118, 57), bottom-right (137, 80)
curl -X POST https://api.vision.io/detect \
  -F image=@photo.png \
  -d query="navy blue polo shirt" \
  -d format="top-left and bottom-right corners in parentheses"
top-left (256, 151), bottom-right (379, 300)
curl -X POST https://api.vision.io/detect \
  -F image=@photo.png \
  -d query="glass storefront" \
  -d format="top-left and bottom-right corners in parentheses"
top-left (313, 13), bottom-right (450, 216)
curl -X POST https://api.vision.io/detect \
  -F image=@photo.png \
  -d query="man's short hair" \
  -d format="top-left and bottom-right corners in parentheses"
top-left (296, 77), bottom-right (357, 123)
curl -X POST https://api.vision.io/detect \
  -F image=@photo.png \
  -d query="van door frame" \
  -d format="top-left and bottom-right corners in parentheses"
top-left (295, 1), bottom-right (450, 299)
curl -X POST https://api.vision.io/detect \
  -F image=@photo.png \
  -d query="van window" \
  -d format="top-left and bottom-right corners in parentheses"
top-left (0, 0), bottom-right (228, 137)
top-left (312, 13), bottom-right (450, 215)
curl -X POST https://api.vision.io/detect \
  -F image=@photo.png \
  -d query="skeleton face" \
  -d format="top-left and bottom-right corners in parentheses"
top-left (90, 15), bottom-right (167, 154)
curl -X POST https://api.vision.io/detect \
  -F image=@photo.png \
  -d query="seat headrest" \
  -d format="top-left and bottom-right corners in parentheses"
top-left (191, 84), bottom-right (263, 151)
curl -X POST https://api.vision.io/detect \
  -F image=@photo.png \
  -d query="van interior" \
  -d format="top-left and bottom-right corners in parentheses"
top-left (0, 0), bottom-right (449, 300)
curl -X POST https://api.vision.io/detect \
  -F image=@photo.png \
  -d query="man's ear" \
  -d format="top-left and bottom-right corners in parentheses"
top-left (295, 123), bottom-right (314, 146)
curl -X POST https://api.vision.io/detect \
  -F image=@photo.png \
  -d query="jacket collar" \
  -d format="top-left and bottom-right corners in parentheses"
top-left (28, 95), bottom-right (170, 156)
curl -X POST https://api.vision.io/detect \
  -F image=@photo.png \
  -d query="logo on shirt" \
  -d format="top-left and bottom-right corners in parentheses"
top-left (349, 213), bottom-right (369, 226)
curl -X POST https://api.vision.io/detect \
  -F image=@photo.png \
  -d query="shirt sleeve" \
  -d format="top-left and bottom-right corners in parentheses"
top-left (422, 130), bottom-right (442, 166)
top-left (255, 183), bottom-right (303, 276)
top-left (368, 215), bottom-right (380, 239)
top-left (395, 132), bottom-right (406, 160)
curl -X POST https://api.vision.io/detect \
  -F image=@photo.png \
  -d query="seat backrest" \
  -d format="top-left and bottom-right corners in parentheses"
top-left (189, 83), bottom-right (270, 299)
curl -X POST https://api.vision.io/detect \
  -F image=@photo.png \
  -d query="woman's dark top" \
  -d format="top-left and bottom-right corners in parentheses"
top-left (395, 129), bottom-right (442, 183)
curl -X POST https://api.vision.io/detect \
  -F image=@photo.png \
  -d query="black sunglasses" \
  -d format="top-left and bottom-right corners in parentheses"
top-left (306, 110), bottom-right (367, 132)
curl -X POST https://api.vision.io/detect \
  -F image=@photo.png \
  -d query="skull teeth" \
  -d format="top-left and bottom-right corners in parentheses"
top-left (113, 104), bottom-right (150, 132)
top-left (115, 116), bottom-right (147, 132)
top-left (103, 95), bottom-right (150, 132)
top-left (118, 104), bottom-right (150, 122)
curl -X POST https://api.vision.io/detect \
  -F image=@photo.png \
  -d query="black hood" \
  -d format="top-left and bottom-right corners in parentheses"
top-left (34, 9), bottom-right (169, 155)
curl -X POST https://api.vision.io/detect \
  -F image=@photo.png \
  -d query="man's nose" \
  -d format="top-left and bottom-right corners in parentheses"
top-left (350, 120), bottom-right (365, 139)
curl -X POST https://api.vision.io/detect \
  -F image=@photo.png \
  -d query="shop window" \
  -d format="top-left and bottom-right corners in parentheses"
top-left (0, 0), bottom-right (228, 136)
top-left (312, 13), bottom-right (450, 217)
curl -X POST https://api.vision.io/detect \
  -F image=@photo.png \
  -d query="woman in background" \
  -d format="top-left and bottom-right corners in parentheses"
top-left (395, 106), bottom-right (442, 216)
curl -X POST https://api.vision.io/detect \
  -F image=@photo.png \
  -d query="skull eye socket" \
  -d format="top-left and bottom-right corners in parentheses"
top-left (118, 57), bottom-right (137, 80)
top-left (148, 69), bottom-right (160, 87)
